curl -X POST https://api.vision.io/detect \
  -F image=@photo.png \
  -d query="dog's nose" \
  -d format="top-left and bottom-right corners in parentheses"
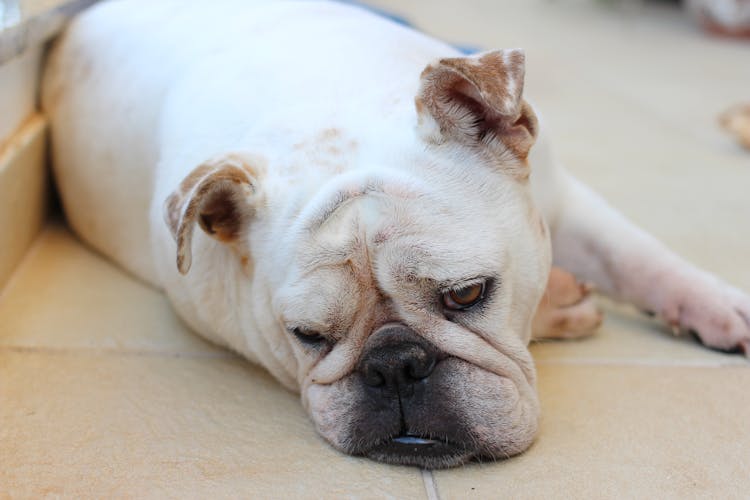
top-left (357, 324), bottom-right (437, 390)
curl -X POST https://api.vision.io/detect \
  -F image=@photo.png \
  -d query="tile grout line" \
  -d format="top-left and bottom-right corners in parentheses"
top-left (535, 358), bottom-right (749, 368)
top-left (2, 343), bottom-right (746, 367)
top-left (421, 469), bottom-right (440, 500)
top-left (0, 344), bottom-right (238, 360)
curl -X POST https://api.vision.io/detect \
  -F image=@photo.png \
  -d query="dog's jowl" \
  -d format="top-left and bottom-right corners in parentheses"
top-left (43, 0), bottom-right (750, 468)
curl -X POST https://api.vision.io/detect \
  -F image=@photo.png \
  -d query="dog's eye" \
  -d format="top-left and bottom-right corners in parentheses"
top-left (290, 327), bottom-right (328, 347)
top-left (442, 282), bottom-right (486, 311)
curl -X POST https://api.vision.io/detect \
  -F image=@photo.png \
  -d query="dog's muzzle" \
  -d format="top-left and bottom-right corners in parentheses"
top-left (352, 324), bottom-right (473, 467)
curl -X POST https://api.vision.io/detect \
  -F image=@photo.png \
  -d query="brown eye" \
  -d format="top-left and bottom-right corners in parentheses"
top-left (443, 282), bottom-right (486, 310)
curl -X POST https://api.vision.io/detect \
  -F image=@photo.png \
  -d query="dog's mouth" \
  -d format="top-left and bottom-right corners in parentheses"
top-left (364, 433), bottom-right (474, 468)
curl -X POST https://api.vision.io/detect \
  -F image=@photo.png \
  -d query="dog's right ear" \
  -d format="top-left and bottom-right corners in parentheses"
top-left (164, 153), bottom-right (263, 274)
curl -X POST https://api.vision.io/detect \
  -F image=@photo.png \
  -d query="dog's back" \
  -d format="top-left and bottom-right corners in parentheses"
top-left (44, 1), bottom-right (187, 284)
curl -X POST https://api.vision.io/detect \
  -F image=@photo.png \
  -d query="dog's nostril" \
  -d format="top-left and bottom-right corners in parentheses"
top-left (362, 365), bottom-right (386, 387)
top-left (407, 355), bottom-right (435, 381)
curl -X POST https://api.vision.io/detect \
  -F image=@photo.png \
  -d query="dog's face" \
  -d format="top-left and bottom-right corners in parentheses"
top-left (165, 50), bottom-right (551, 468)
top-left (276, 167), bottom-right (550, 467)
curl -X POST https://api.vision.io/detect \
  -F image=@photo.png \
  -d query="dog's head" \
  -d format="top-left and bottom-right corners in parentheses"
top-left (164, 50), bottom-right (551, 468)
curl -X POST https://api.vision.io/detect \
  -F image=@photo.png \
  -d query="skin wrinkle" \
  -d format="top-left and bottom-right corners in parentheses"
top-left (406, 306), bottom-right (537, 394)
top-left (298, 174), bottom-right (426, 235)
top-left (305, 219), bottom-right (391, 386)
top-left (304, 307), bottom-right (366, 385)
top-left (308, 189), bottom-right (374, 233)
top-left (452, 288), bottom-right (534, 369)
top-left (431, 228), bottom-right (540, 381)
top-left (468, 379), bottom-right (534, 459)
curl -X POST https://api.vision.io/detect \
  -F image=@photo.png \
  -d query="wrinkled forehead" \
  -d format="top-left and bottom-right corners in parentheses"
top-left (287, 170), bottom-right (425, 262)
top-left (290, 173), bottom-right (511, 287)
top-left (294, 187), bottom-right (418, 275)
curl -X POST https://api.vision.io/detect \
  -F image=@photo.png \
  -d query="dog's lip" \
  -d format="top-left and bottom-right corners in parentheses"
top-left (365, 434), bottom-right (474, 468)
top-left (391, 435), bottom-right (438, 445)
top-left (372, 433), bottom-right (467, 454)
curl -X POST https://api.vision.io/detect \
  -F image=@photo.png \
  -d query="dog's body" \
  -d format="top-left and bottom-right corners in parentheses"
top-left (44, 0), bottom-right (750, 468)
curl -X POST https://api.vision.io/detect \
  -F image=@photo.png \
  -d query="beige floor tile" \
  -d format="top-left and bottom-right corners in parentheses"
top-left (434, 364), bottom-right (750, 499)
top-left (0, 223), bottom-right (227, 357)
top-left (0, 350), bottom-right (426, 498)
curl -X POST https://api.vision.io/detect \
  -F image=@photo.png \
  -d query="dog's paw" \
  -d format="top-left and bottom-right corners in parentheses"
top-left (532, 267), bottom-right (604, 341)
top-left (655, 271), bottom-right (750, 356)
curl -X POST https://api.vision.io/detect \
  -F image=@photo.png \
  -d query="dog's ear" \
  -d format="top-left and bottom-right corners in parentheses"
top-left (415, 49), bottom-right (538, 165)
top-left (164, 153), bottom-right (262, 274)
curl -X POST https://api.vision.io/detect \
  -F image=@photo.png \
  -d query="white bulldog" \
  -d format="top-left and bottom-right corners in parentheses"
top-left (43, 0), bottom-right (750, 468)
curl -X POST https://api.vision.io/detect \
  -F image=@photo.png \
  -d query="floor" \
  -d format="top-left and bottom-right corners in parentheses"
top-left (2, 0), bottom-right (750, 498)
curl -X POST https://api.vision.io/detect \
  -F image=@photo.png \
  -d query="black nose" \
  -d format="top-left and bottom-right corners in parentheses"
top-left (357, 325), bottom-right (437, 391)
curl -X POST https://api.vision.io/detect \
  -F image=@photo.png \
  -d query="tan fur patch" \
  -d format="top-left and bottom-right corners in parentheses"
top-left (290, 128), bottom-right (359, 176)
top-left (319, 127), bottom-right (341, 140)
top-left (239, 253), bottom-right (254, 277)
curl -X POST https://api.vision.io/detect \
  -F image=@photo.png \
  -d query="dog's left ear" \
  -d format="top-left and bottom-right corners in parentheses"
top-left (415, 49), bottom-right (538, 164)
top-left (164, 153), bottom-right (262, 274)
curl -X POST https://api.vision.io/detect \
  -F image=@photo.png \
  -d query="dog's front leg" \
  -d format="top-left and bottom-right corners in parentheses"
top-left (549, 173), bottom-right (750, 355)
